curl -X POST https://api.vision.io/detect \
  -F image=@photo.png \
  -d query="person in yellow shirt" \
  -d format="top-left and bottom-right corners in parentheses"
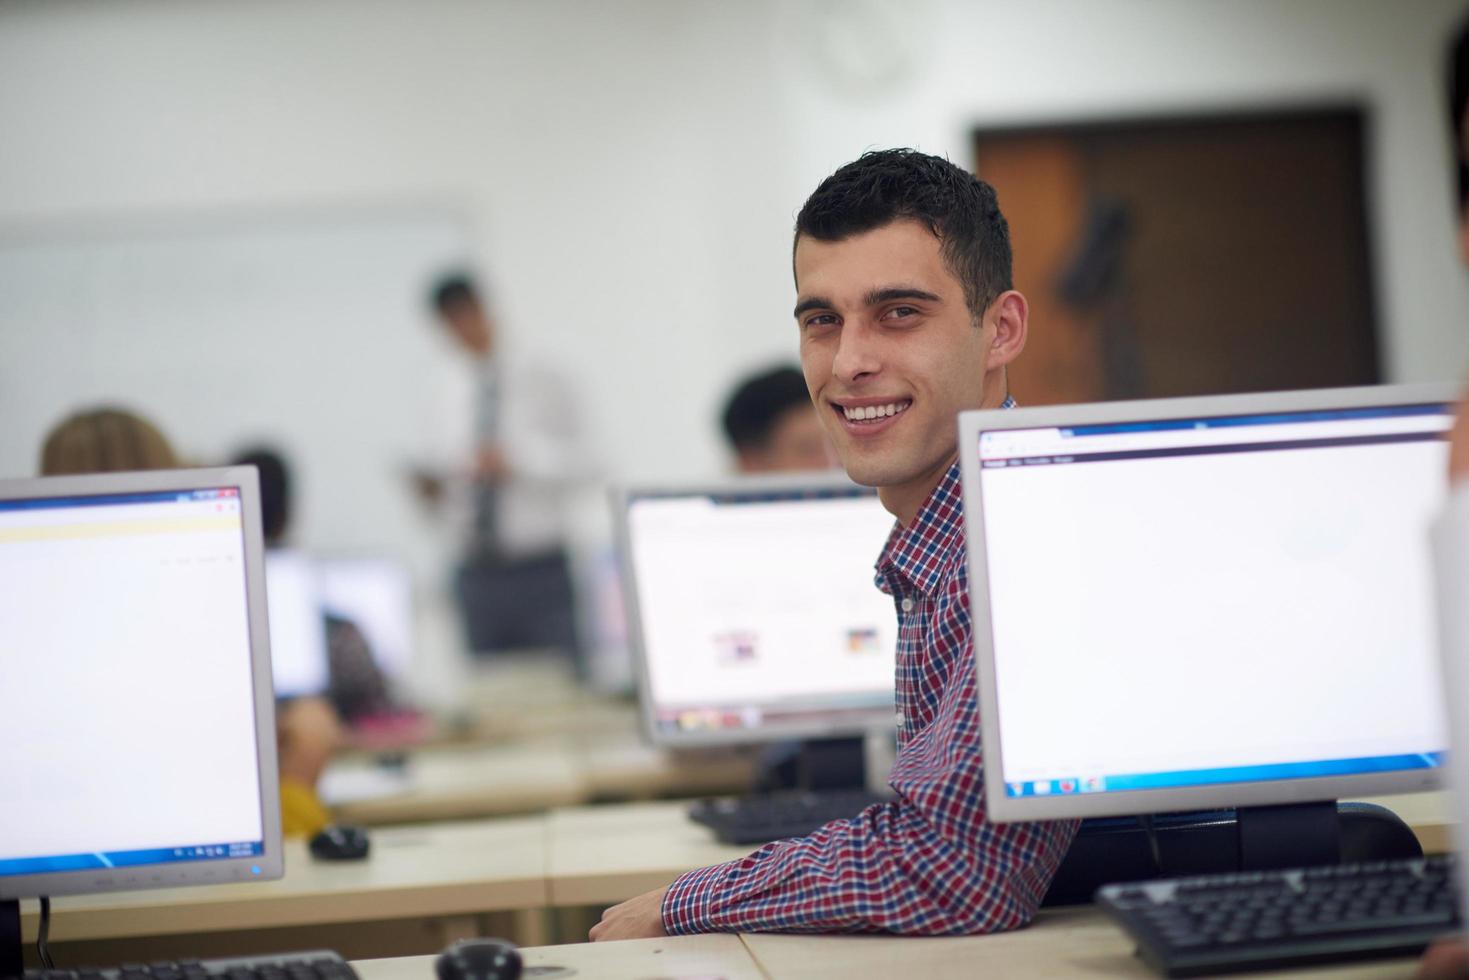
top-left (277, 696), bottom-right (343, 837)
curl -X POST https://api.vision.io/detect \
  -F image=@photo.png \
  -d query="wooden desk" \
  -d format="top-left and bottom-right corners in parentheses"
top-left (349, 906), bottom-right (1423, 980)
top-left (575, 737), bottom-right (758, 801)
top-left (22, 791), bottom-right (1455, 964)
top-left (327, 740), bottom-right (588, 826)
top-left (546, 800), bottom-right (751, 906)
top-left (742, 906), bottom-right (1419, 978)
top-left (25, 818), bottom-right (545, 948)
top-left (326, 732), bottom-right (756, 828)
top-left (354, 934), bottom-right (764, 980)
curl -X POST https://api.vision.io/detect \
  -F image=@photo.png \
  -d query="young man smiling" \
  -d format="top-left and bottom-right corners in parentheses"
top-left (591, 149), bottom-right (1078, 940)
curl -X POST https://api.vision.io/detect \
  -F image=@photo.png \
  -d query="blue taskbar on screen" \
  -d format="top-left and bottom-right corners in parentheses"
top-left (0, 840), bottom-right (264, 877)
top-left (1004, 751), bottom-right (1445, 798)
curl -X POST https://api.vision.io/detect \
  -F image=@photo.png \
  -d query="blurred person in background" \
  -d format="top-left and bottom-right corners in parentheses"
top-left (37, 406), bottom-right (345, 840)
top-left (417, 272), bottom-right (591, 666)
top-left (39, 406), bottom-right (180, 474)
top-left (232, 446), bottom-right (395, 726)
top-left (720, 365), bottom-right (835, 473)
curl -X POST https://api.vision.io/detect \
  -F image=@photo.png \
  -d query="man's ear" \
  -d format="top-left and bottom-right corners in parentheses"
top-left (986, 290), bottom-right (1029, 369)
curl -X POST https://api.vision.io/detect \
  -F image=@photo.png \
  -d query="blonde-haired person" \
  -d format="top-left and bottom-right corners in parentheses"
top-left (38, 406), bottom-right (343, 838)
top-left (39, 406), bottom-right (180, 474)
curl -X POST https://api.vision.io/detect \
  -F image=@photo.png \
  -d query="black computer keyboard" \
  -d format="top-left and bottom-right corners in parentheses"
top-left (688, 789), bottom-right (893, 844)
top-left (1097, 855), bottom-right (1461, 977)
top-left (21, 951), bottom-right (358, 980)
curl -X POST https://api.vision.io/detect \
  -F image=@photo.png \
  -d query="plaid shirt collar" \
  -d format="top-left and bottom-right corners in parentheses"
top-left (876, 394), bottom-right (1015, 597)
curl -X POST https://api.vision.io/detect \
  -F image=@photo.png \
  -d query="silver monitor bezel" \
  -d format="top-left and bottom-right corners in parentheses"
top-left (959, 383), bottom-right (1457, 822)
top-left (615, 471), bottom-right (898, 748)
top-left (0, 466), bottom-right (285, 897)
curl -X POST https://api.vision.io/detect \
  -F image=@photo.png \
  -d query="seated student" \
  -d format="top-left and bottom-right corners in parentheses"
top-left (592, 149), bottom-right (1077, 939)
top-left (720, 365), bottom-right (835, 473)
top-left (232, 446), bottom-right (395, 724)
top-left (39, 406), bottom-right (179, 475)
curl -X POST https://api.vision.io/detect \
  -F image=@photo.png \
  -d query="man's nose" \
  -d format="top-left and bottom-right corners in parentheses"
top-left (832, 320), bottom-right (881, 384)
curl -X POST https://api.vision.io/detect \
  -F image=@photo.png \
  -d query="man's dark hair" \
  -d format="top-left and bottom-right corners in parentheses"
top-left (721, 366), bottom-right (812, 452)
top-left (430, 273), bottom-right (480, 314)
top-left (794, 148), bottom-right (1012, 319)
top-left (1451, 16), bottom-right (1469, 210)
top-left (232, 446), bottom-right (291, 545)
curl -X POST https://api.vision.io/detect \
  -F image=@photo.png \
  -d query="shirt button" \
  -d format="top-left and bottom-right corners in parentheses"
top-left (900, 598), bottom-right (915, 613)
top-left (895, 712), bottom-right (905, 729)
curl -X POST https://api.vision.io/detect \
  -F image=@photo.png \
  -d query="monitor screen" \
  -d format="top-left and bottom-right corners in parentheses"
top-left (316, 556), bottom-right (414, 682)
top-left (620, 477), bottom-right (898, 746)
top-left (263, 549), bottom-right (330, 698)
top-left (0, 468), bottom-right (282, 897)
top-left (961, 385), bottom-right (1454, 822)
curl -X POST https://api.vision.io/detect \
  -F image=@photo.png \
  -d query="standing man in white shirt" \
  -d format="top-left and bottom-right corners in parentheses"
top-left (420, 273), bottom-right (591, 662)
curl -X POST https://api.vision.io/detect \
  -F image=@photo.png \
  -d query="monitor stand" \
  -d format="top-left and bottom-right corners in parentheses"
top-left (2, 898), bottom-right (21, 979)
top-left (1237, 801), bottom-right (1339, 870)
top-left (754, 735), bottom-right (868, 793)
top-left (1042, 799), bottom-right (1422, 906)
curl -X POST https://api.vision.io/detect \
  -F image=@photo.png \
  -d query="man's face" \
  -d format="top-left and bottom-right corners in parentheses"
top-left (440, 297), bottom-right (495, 357)
top-left (795, 219), bottom-right (1005, 503)
top-left (739, 405), bottom-right (835, 473)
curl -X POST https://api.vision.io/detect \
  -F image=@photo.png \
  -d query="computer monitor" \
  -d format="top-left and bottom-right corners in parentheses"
top-left (0, 466), bottom-right (283, 975)
top-left (618, 474), bottom-right (897, 751)
top-left (316, 556), bottom-right (414, 683)
top-left (262, 549), bottom-right (330, 699)
top-left (959, 383), bottom-right (1454, 832)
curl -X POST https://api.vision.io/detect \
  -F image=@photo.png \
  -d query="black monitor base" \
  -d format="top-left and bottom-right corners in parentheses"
top-left (1042, 800), bottom-right (1422, 907)
top-left (753, 735), bottom-right (867, 793)
top-left (2, 898), bottom-right (21, 980)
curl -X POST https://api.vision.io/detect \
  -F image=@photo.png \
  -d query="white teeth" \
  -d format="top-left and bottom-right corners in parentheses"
top-left (843, 401), bottom-right (909, 422)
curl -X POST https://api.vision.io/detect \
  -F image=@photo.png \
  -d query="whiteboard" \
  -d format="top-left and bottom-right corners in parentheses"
top-left (0, 207), bottom-right (476, 586)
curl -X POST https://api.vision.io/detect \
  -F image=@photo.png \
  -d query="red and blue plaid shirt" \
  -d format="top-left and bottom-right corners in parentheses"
top-left (662, 401), bottom-right (1079, 935)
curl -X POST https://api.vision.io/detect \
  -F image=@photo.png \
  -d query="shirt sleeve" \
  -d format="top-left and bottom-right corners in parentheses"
top-left (661, 652), bottom-right (1077, 935)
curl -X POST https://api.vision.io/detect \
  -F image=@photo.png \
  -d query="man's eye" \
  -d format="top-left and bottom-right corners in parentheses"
top-left (804, 314), bottom-right (838, 329)
top-left (884, 305), bottom-right (919, 320)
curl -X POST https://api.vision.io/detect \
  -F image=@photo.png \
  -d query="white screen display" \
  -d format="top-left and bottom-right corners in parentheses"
top-left (976, 407), bottom-right (1450, 799)
top-left (0, 488), bottom-right (265, 870)
top-left (263, 550), bottom-right (330, 698)
top-left (627, 489), bottom-right (897, 737)
top-left (317, 557), bottom-right (413, 681)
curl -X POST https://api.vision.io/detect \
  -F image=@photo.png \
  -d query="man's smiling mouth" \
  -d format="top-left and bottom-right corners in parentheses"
top-left (835, 400), bottom-right (912, 425)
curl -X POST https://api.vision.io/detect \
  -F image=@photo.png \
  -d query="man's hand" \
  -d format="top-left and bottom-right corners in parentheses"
top-left (474, 444), bottom-right (512, 483)
top-left (1450, 387), bottom-right (1469, 485)
top-left (589, 886), bottom-right (670, 942)
top-left (1419, 938), bottom-right (1469, 979)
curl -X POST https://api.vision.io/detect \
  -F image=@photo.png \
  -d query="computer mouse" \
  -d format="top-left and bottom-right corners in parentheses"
top-left (308, 824), bottom-right (371, 861)
top-left (435, 938), bottom-right (522, 980)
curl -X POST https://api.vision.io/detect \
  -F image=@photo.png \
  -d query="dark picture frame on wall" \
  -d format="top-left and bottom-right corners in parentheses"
top-left (974, 104), bottom-right (1380, 406)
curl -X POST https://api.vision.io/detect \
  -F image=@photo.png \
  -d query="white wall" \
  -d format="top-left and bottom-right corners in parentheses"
top-left (2, 0), bottom-right (1467, 560)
